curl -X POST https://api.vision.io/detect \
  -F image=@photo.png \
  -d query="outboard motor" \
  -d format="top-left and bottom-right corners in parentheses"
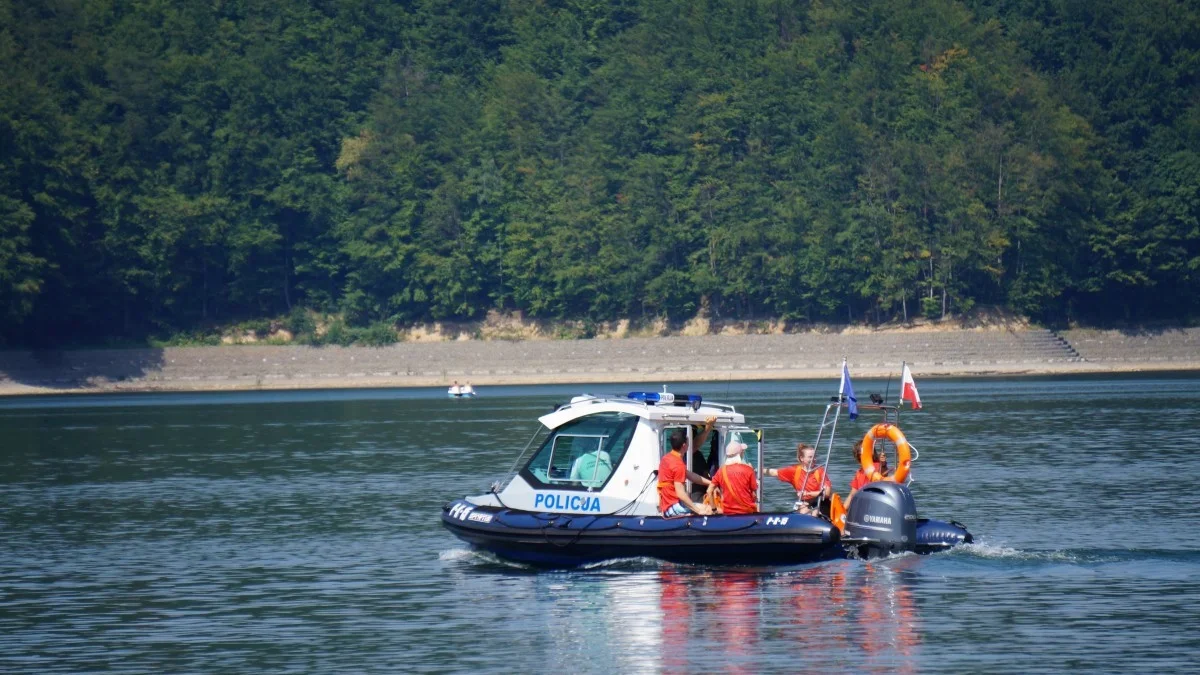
top-left (844, 481), bottom-right (918, 558)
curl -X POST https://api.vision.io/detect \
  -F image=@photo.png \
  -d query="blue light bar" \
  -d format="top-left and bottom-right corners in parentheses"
top-left (628, 392), bottom-right (702, 406)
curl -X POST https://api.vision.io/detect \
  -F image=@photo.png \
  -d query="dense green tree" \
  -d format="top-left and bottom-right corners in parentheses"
top-left (1, 0), bottom-right (1198, 345)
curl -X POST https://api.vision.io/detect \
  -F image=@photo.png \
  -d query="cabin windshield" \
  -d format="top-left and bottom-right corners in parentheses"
top-left (522, 412), bottom-right (638, 490)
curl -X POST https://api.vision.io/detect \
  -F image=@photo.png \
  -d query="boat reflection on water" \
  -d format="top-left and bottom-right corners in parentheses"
top-left (657, 568), bottom-right (764, 674)
top-left (442, 554), bottom-right (921, 671)
top-left (855, 559), bottom-right (921, 671)
top-left (655, 560), bottom-right (921, 672)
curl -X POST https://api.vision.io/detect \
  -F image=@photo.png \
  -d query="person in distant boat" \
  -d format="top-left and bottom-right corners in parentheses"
top-left (570, 444), bottom-right (613, 488)
top-left (659, 429), bottom-right (713, 517)
top-left (449, 380), bottom-right (461, 395)
top-left (845, 439), bottom-right (890, 509)
top-left (462, 381), bottom-right (476, 395)
top-left (706, 440), bottom-right (758, 515)
top-left (766, 443), bottom-right (831, 517)
top-left (687, 416), bottom-right (718, 502)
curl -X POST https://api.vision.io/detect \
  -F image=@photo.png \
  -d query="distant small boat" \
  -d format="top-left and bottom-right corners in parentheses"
top-left (448, 384), bottom-right (477, 398)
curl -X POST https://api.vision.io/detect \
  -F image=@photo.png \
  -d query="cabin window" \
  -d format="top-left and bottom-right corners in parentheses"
top-left (522, 412), bottom-right (638, 490)
top-left (724, 429), bottom-right (757, 468)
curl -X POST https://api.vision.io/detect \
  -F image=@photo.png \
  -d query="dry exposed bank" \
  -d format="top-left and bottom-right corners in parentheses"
top-left (1, 327), bottom-right (1198, 396)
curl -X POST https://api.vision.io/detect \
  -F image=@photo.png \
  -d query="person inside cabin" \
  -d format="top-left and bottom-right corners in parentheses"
top-left (687, 416), bottom-right (718, 502)
top-left (706, 439), bottom-right (758, 515)
top-left (569, 443), bottom-right (613, 488)
top-left (845, 439), bottom-right (890, 508)
top-left (766, 443), bottom-right (832, 517)
top-left (658, 429), bottom-right (713, 517)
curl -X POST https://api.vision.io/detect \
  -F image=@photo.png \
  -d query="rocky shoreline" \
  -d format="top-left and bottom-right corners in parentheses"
top-left (2, 327), bottom-right (1198, 396)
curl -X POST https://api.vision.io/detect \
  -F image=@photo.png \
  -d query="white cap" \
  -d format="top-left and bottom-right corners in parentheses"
top-left (726, 440), bottom-right (748, 458)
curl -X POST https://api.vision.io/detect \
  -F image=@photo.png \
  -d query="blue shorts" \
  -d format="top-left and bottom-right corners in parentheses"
top-left (662, 502), bottom-right (691, 517)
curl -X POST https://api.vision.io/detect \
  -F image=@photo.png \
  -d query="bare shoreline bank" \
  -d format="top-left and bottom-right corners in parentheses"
top-left (2, 327), bottom-right (1198, 396)
top-left (2, 362), bottom-right (1199, 397)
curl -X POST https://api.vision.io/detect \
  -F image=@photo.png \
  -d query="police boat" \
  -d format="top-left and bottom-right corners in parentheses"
top-left (441, 387), bottom-right (970, 567)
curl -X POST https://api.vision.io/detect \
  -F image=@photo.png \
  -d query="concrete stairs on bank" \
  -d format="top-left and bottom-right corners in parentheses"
top-left (1059, 328), bottom-right (1200, 363)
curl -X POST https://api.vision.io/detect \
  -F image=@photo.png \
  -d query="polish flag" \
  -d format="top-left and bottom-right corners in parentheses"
top-left (901, 364), bottom-right (922, 410)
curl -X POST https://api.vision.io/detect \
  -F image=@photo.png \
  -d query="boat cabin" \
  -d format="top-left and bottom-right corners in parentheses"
top-left (467, 392), bottom-right (759, 516)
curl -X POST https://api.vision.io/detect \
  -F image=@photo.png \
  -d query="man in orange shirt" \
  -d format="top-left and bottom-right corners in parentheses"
top-left (767, 443), bottom-right (831, 516)
top-left (707, 440), bottom-right (758, 515)
top-left (658, 429), bottom-right (713, 517)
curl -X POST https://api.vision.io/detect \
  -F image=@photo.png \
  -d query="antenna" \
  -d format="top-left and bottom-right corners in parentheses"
top-left (889, 361), bottom-right (901, 425)
top-left (884, 363), bottom-right (896, 408)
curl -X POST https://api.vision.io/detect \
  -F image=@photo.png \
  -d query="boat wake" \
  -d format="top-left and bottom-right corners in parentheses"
top-left (437, 548), bottom-right (478, 562)
top-left (949, 541), bottom-right (1200, 567)
top-left (438, 547), bottom-right (537, 570)
top-left (950, 541), bottom-right (1081, 562)
top-left (577, 556), bottom-right (663, 571)
top-left (440, 547), bottom-right (670, 572)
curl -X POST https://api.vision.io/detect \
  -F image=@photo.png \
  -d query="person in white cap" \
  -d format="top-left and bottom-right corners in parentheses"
top-left (705, 439), bottom-right (759, 515)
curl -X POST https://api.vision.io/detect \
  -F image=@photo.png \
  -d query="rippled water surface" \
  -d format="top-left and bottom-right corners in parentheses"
top-left (2, 376), bottom-right (1199, 672)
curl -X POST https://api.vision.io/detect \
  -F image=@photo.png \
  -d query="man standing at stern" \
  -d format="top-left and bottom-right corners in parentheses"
top-left (658, 429), bottom-right (713, 517)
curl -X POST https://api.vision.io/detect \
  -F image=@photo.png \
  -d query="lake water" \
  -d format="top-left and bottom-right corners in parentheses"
top-left (1, 375), bottom-right (1198, 672)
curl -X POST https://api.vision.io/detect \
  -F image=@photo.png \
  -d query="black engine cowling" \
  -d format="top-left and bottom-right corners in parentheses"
top-left (844, 481), bottom-right (918, 557)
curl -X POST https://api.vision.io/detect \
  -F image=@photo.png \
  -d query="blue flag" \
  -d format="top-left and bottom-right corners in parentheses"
top-left (841, 362), bottom-right (858, 420)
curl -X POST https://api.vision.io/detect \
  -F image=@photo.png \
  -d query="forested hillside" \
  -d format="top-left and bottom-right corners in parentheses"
top-left (2, 0), bottom-right (1197, 346)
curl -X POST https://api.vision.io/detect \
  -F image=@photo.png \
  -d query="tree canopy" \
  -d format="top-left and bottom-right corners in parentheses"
top-left (2, 0), bottom-right (1197, 345)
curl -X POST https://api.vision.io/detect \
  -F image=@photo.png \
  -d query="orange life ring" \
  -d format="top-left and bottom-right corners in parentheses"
top-left (860, 423), bottom-right (912, 483)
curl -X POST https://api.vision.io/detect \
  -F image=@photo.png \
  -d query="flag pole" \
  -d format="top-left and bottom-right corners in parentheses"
top-left (814, 358), bottom-right (849, 516)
